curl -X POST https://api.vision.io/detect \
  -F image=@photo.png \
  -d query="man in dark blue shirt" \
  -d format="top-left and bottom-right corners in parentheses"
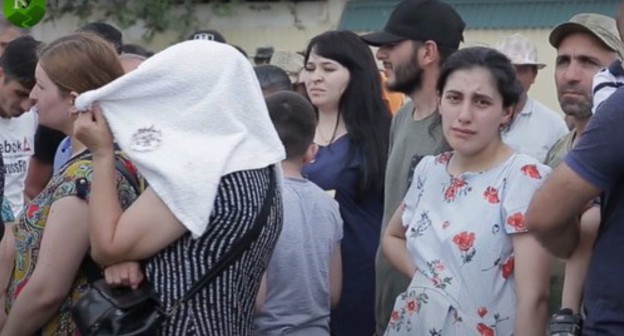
top-left (527, 12), bottom-right (624, 336)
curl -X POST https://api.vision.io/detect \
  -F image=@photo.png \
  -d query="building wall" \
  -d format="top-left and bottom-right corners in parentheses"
top-left (30, 3), bottom-right (563, 114)
top-left (30, 0), bottom-right (348, 56)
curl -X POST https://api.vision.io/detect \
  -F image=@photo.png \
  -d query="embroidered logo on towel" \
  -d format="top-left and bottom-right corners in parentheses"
top-left (131, 126), bottom-right (162, 152)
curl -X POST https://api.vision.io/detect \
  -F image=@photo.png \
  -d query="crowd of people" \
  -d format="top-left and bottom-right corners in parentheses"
top-left (0, 0), bottom-right (623, 335)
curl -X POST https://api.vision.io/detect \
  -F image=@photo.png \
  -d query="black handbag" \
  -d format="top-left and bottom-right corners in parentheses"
top-left (71, 166), bottom-right (276, 336)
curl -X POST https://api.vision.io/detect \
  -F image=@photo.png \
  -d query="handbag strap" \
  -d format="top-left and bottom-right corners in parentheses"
top-left (175, 166), bottom-right (276, 307)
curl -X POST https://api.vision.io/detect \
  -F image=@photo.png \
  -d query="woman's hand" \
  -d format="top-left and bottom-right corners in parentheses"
top-left (73, 105), bottom-right (115, 157)
top-left (104, 261), bottom-right (144, 289)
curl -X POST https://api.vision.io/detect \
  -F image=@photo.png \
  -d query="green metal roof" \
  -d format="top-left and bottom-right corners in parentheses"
top-left (339, 0), bottom-right (622, 31)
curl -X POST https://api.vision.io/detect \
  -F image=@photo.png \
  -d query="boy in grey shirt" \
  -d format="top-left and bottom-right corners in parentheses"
top-left (254, 92), bottom-right (343, 335)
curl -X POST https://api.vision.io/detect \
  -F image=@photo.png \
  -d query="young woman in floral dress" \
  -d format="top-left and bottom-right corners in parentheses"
top-left (383, 47), bottom-right (552, 336)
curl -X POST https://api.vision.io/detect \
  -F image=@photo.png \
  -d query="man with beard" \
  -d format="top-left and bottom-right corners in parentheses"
top-left (360, 0), bottom-right (465, 333)
top-left (528, 13), bottom-right (624, 335)
top-left (545, 14), bottom-right (623, 168)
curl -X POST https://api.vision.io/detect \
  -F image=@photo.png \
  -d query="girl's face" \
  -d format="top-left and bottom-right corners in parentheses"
top-left (439, 66), bottom-right (511, 158)
top-left (303, 50), bottom-right (350, 111)
top-left (29, 63), bottom-right (73, 134)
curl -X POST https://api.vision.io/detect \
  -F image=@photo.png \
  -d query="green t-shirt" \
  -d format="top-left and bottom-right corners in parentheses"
top-left (544, 130), bottom-right (576, 168)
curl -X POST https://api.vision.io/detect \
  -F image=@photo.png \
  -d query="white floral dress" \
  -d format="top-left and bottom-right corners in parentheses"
top-left (385, 152), bottom-right (551, 336)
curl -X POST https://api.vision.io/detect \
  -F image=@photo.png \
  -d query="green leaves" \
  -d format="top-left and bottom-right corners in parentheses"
top-left (45, 0), bottom-right (202, 42)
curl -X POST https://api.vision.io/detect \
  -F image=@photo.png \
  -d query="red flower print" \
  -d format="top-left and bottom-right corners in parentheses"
top-left (521, 164), bottom-right (542, 179)
top-left (444, 177), bottom-right (468, 202)
top-left (26, 203), bottom-right (38, 219)
top-left (483, 186), bottom-right (500, 204)
top-left (501, 256), bottom-right (515, 279)
top-left (406, 298), bottom-right (419, 314)
top-left (477, 323), bottom-right (495, 336)
top-left (453, 231), bottom-right (476, 252)
top-left (432, 277), bottom-right (442, 287)
top-left (442, 221), bottom-right (450, 230)
top-left (453, 178), bottom-right (467, 189)
top-left (436, 152), bottom-right (452, 165)
top-left (444, 186), bottom-right (457, 201)
top-left (506, 212), bottom-right (526, 231)
top-left (390, 310), bottom-right (400, 322)
top-left (477, 306), bottom-right (488, 318)
top-left (434, 261), bottom-right (446, 272)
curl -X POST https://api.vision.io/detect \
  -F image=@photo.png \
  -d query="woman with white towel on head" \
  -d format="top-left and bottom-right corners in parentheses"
top-left (72, 40), bottom-right (285, 335)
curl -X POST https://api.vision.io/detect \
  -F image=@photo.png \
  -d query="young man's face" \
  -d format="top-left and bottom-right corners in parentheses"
top-left (376, 40), bottom-right (424, 95)
top-left (0, 74), bottom-right (33, 119)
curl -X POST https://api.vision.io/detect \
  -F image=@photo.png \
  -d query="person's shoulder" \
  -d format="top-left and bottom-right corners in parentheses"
top-left (508, 153), bottom-right (552, 176)
top-left (602, 85), bottom-right (624, 106)
top-left (0, 110), bottom-right (37, 132)
top-left (427, 152), bottom-right (450, 168)
top-left (605, 59), bottom-right (624, 79)
top-left (61, 157), bottom-right (94, 179)
top-left (286, 178), bottom-right (340, 213)
top-left (393, 100), bottom-right (414, 121)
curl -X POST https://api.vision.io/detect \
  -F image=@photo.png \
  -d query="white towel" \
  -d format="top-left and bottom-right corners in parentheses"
top-left (75, 40), bottom-right (285, 237)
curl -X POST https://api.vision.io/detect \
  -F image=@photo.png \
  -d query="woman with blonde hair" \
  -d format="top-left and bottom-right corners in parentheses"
top-left (0, 33), bottom-right (141, 335)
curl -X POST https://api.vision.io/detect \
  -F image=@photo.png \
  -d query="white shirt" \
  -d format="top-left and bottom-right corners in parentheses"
top-left (592, 60), bottom-right (624, 114)
top-left (503, 97), bottom-right (568, 163)
top-left (0, 111), bottom-right (37, 217)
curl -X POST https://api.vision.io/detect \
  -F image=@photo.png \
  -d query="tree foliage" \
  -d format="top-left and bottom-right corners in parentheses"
top-left (44, 0), bottom-right (203, 41)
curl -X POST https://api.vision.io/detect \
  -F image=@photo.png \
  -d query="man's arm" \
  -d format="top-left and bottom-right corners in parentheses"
top-left (526, 163), bottom-right (600, 258)
top-left (528, 87), bottom-right (624, 257)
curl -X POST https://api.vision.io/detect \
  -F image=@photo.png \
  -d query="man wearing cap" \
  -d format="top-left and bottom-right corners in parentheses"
top-left (496, 33), bottom-right (568, 163)
top-left (360, 0), bottom-right (465, 333)
top-left (526, 13), bottom-right (624, 335)
top-left (189, 29), bottom-right (227, 43)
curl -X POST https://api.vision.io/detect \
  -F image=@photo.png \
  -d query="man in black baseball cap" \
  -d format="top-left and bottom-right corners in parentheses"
top-left (361, 1), bottom-right (465, 334)
top-left (361, 0), bottom-right (465, 49)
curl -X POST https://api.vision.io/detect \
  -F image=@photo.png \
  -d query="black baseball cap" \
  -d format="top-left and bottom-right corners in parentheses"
top-left (188, 30), bottom-right (226, 43)
top-left (360, 0), bottom-right (465, 49)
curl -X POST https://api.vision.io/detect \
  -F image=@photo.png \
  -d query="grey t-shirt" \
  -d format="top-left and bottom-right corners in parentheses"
top-left (254, 177), bottom-right (343, 336)
top-left (375, 101), bottom-right (450, 334)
